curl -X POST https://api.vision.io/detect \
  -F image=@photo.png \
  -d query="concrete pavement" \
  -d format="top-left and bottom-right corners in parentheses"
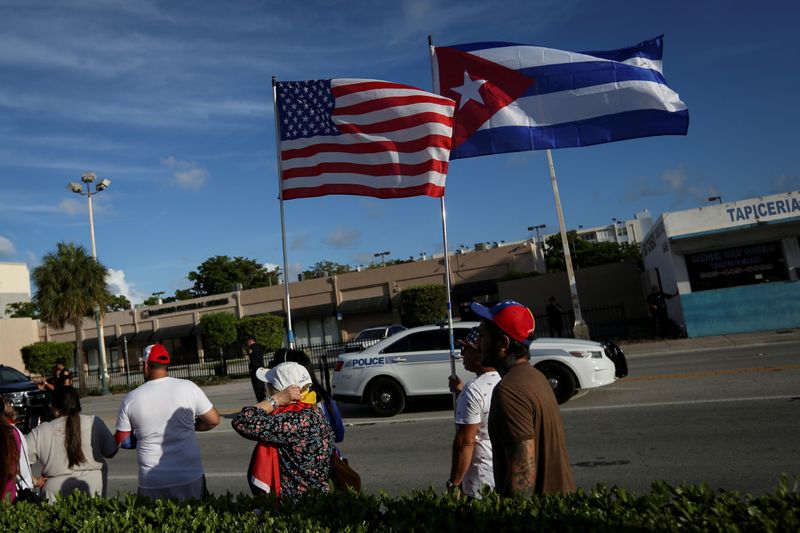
top-left (80, 327), bottom-right (800, 425)
top-left (618, 327), bottom-right (800, 357)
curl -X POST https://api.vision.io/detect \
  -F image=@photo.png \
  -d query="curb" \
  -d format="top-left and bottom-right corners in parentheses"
top-left (619, 330), bottom-right (800, 358)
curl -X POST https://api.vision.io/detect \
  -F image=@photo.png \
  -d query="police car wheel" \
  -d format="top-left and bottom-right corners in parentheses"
top-left (536, 362), bottom-right (576, 404)
top-left (366, 377), bottom-right (406, 417)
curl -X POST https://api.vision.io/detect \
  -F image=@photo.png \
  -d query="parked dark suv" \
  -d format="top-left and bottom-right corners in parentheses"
top-left (0, 365), bottom-right (49, 432)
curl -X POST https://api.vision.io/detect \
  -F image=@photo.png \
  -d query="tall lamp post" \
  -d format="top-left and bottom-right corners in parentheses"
top-left (67, 172), bottom-right (112, 395)
top-left (527, 224), bottom-right (546, 270)
top-left (374, 250), bottom-right (391, 267)
top-left (152, 291), bottom-right (165, 305)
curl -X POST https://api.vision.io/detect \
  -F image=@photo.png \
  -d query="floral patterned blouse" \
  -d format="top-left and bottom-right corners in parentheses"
top-left (232, 405), bottom-right (334, 501)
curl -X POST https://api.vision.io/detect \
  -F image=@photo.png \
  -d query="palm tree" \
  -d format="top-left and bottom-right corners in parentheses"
top-left (33, 242), bottom-right (111, 395)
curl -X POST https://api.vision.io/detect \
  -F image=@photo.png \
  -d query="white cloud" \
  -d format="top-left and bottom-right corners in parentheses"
top-left (175, 168), bottom-right (209, 189)
top-left (58, 198), bottom-right (86, 215)
top-left (323, 227), bottom-right (361, 248)
top-left (290, 231), bottom-right (309, 250)
top-left (624, 167), bottom-right (719, 206)
top-left (0, 195), bottom-right (110, 219)
top-left (263, 262), bottom-right (280, 272)
top-left (287, 262), bottom-right (302, 282)
top-left (25, 251), bottom-right (39, 268)
top-left (106, 268), bottom-right (147, 304)
top-left (0, 235), bottom-right (16, 256)
top-left (162, 156), bottom-right (209, 189)
top-left (352, 252), bottom-right (376, 266)
top-left (772, 175), bottom-right (800, 193)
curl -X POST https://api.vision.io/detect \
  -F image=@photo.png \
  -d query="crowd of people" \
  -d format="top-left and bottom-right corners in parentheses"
top-left (1, 299), bottom-right (575, 504)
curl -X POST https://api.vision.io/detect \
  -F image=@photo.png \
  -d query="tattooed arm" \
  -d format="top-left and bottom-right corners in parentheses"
top-left (505, 439), bottom-right (537, 497)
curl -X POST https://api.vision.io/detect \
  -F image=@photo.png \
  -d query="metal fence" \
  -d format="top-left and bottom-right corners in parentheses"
top-left (79, 356), bottom-right (254, 393)
top-left (534, 304), bottom-right (633, 340)
top-left (78, 348), bottom-right (349, 396)
top-left (77, 304), bottom-right (633, 394)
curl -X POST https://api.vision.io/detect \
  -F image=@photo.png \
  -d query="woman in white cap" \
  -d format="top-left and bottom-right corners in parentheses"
top-left (268, 349), bottom-right (345, 444)
top-left (231, 362), bottom-right (335, 502)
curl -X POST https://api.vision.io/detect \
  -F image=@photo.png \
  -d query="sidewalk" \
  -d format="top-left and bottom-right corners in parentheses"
top-left (618, 327), bottom-right (800, 357)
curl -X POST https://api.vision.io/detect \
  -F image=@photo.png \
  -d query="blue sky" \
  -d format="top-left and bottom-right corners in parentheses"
top-left (1, 0), bottom-right (797, 304)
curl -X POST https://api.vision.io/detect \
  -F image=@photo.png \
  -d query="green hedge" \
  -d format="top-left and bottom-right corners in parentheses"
top-left (400, 284), bottom-right (447, 328)
top-left (237, 314), bottom-right (284, 351)
top-left (1, 479), bottom-right (797, 532)
top-left (199, 312), bottom-right (238, 354)
top-left (20, 341), bottom-right (74, 376)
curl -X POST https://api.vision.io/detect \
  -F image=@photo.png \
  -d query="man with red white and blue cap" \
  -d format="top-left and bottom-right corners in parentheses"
top-left (470, 300), bottom-right (575, 496)
top-left (446, 326), bottom-right (500, 499)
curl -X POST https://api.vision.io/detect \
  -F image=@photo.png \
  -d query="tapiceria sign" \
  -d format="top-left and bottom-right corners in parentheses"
top-left (660, 191), bottom-right (800, 239)
top-left (725, 197), bottom-right (800, 222)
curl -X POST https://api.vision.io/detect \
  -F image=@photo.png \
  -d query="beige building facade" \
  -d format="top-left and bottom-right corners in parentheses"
top-left (0, 317), bottom-right (39, 369)
top-left (32, 241), bottom-right (540, 370)
top-left (0, 262), bottom-right (32, 319)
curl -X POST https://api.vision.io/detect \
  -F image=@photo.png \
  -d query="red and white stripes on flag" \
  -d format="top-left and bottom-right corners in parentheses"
top-left (276, 79), bottom-right (456, 200)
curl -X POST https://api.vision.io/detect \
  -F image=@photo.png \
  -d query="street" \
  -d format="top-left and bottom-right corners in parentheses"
top-left (75, 340), bottom-right (800, 498)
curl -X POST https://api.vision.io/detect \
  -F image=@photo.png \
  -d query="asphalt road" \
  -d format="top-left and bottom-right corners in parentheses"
top-left (74, 341), bottom-right (799, 498)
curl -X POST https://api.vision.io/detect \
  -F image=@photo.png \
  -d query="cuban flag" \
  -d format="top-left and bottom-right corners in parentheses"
top-left (433, 36), bottom-right (689, 159)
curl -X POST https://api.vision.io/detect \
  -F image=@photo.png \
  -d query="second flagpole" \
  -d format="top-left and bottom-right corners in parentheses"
top-left (272, 76), bottom-right (296, 349)
top-left (429, 36), bottom-right (459, 409)
top-left (546, 149), bottom-right (590, 339)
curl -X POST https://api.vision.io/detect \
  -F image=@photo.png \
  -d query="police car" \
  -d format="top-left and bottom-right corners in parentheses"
top-left (332, 322), bottom-right (622, 416)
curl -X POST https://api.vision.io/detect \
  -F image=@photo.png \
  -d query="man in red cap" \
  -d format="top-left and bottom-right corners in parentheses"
top-left (114, 344), bottom-right (220, 501)
top-left (470, 300), bottom-right (575, 496)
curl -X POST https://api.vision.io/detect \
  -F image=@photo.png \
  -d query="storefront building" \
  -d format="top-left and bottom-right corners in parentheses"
top-left (37, 240), bottom-right (540, 370)
top-left (641, 191), bottom-right (800, 337)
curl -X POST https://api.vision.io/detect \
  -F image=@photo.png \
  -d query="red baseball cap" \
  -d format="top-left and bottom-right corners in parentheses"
top-left (143, 344), bottom-right (171, 364)
top-left (470, 300), bottom-right (535, 346)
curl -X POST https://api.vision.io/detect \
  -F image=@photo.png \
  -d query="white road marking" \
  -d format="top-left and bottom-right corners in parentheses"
top-left (561, 394), bottom-right (797, 412)
top-left (345, 415), bottom-right (455, 426)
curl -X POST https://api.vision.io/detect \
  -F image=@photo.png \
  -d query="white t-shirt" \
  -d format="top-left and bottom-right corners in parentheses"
top-left (13, 425), bottom-right (33, 490)
top-left (115, 377), bottom-right (214, 489)
top-left (454, 370), bottom-right (500, 498)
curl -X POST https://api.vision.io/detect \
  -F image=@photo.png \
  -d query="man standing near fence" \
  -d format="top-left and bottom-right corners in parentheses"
top-left (114, 343), bottom-right (220, 501)
top-left (246, 336), bottom-right (267, 402)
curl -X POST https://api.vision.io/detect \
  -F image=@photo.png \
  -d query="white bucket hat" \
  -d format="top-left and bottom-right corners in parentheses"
top-left (255, 361), bottom-right (312, 391)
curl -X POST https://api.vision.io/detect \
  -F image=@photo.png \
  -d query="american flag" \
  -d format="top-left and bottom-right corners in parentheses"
top-left (276, 79), bottom-right (456, 200)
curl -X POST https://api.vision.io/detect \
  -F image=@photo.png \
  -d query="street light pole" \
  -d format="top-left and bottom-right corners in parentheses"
top-left (374, 250), bottom-right (391, 267)
top-left (67, 172), bottom-right (112, 395)
top-left (152, 291), bottom-right (165, 305)
top-left (527, 224), bottom-right (546, 270)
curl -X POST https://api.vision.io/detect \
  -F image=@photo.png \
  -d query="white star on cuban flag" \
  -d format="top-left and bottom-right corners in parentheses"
top-left (451, 71), bottom-right (487, 110)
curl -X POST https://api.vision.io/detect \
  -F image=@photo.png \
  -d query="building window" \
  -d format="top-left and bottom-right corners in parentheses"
top-left (294, 316), bottom-right (340, 346)
top-left (685, 241), bottom-right (788, 291)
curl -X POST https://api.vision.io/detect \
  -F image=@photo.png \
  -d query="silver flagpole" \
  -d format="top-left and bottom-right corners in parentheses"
top-left (429, 35), bottom-right (458, 409)
top-left (272, 76), bottom-right (295, 349)
top-left (439, 196), bottom-right (457, 378)
top-left (546, 149), bottom-right (589, 339)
